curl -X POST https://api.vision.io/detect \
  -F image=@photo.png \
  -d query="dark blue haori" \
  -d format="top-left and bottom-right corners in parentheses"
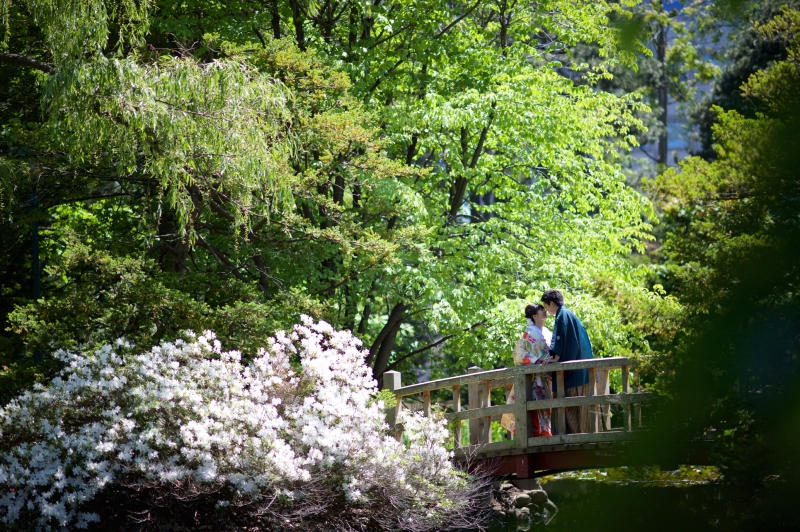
top-left (550, 306), bottom-right (594, 389)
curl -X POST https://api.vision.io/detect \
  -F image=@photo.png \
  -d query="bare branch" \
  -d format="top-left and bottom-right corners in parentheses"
top-left (0, 53), bottom-right (54, 73)
top-left (434, 0), bottom-right (482, 40)
top-left (384, 320), bottom-right (487, 372)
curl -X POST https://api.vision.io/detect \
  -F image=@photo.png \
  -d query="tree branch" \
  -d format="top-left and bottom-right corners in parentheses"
top-left (0, 53), bottom-right (54, 73)
top-left (196, 235), bottom-right (248, 282)
top-left (366, 302), bottom-right (406, 367)
top-left (434, 0), bottom-right (482, 40)
top-left (384, 320), bottom-right (487, 372)
top-left (367, 57), bottom-right (405, 95)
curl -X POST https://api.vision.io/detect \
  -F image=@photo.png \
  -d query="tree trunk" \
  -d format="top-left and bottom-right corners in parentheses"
top-left (269, 0), bottom-right (281, 39)
top-left (367, 302), bottom-right (406, 380)
top-left (289, 0), bottom-right (307, 50)
top-left (656, 21), bottom-right (668, 166)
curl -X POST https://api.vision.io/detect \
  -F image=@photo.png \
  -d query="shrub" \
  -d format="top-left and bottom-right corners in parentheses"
top-left (0, 317), bottom-right (487, 531)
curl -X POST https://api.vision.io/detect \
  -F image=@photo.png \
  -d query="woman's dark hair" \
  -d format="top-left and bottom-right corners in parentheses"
top-left (525, 304), bottom-right (545, 320)
top-left (541, 289), bottom-right (564, 307)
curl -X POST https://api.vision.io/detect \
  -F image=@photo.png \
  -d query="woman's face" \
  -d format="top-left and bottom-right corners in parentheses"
top-left (533, 309), bottom-right (547, 327)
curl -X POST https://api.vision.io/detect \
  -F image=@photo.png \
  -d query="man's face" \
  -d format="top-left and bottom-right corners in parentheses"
top-left (543, 301), bottom-right (558, 316)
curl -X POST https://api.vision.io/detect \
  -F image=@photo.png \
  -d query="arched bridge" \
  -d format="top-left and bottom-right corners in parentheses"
top-left (384, 358), bottom-right (673, 479)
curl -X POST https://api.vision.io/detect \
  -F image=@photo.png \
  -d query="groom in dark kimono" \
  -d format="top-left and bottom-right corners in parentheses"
top-left (541, 289), bottom-right (594, 434)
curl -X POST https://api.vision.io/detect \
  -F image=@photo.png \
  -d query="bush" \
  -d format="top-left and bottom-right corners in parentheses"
top-left (0, 317), bottom-right (487, 531)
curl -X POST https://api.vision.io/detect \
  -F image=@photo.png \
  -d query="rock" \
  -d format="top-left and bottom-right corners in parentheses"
top-left (514, 493), bottom-right (531, 507)
top-left (515, 507), bottom-right (532, 531)
top-left (529, 489), bottom-right (549, 505)
top-left (543, 500), bottom-right (559, 525)
top-left (500, 482), bottom-right (515, 491)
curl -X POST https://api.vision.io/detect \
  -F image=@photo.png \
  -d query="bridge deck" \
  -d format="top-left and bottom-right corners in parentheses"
top-left (385, 357), bottom-right (655, 478)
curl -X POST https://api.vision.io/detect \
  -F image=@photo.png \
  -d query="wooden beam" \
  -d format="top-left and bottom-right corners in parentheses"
top-left (513, 373), bottom-right (529, 450)
top-left (597, 368), bottom-right (610, 431)
top-left (453, 385), bottom-right (462, 449)
top-left (394, 357), bottom-right (631, 397)
top-left (422, 390), bottom-right (431, 417)
top-left (383, 370), bottom-right (402, 439)
top-left (525, 392), bottom-right (652, 410)
top-left (468, 366), bottom-right (481, 446)
top-left (622, 365), bottom-right (632, 432)
top-left (528, 431), bottom-right (636, 447)
top-left (480, 379), bottom-right (491, 443)
top-left (556, 371), bottom-right (566, 435)
top-left (452, 440), bottom-right (516, 458)
top-left (588, 367), bottom-right (597, 434)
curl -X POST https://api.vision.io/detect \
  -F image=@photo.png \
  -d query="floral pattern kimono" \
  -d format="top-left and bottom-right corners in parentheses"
top-left (501, 320), bottom-right (554, 437)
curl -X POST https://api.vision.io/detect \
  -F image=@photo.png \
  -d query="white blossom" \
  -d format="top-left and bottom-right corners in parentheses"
top-left (0, 317), bottom-right (469, 530)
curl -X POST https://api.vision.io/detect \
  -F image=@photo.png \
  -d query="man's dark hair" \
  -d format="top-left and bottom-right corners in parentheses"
top-left (541, 289), bottom-right (564, 307)
top-left (524, 304), bottom-right (545, 320)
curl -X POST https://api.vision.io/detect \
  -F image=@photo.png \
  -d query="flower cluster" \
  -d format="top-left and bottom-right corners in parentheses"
top-left (0, 317), bottom-right (475, 530)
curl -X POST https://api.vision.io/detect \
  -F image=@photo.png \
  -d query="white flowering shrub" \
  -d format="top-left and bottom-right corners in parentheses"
top-left (0, 317), bottom-right (487, 531)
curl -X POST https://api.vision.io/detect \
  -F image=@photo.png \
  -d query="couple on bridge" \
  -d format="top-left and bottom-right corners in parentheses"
top-left (501, 289), bottom-right (594, 437)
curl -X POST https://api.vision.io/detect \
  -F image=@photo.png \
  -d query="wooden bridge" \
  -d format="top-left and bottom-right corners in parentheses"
top-left (384, 357), bottom-right (656, 479)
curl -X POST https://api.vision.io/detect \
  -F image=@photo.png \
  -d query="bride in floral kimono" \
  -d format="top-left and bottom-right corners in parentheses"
top-left (501, 304), bottom-right (554, 437)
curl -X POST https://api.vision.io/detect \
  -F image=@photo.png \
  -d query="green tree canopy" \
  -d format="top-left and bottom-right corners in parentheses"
top-left (1, 0), bottom-right (676, 403)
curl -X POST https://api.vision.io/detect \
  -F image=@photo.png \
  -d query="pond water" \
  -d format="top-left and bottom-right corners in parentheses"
top-left (484, 478), bottom-right (799, 532)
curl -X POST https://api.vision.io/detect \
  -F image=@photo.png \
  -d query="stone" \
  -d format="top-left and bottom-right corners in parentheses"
top-left (543, 500), bottom-right (559, 525)
top-left (500, 482), bottom-right (515, 491)
top-left (514, 493), bottom-right (531, 508)
top-left (529, 489), bottom-right (549, 505)
top-left (515, 507), bottom-right (532, 531)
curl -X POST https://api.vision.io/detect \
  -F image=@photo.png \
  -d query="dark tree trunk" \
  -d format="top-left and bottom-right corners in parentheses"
top-left (656, 21), bottom-right (668, 166)
top-left (332, 173), bottom-right (345, 206)
top-left (448, 108), bottom-right (493, 222)
top-left (357, 299), bottom-right (372, 334)
top-left (289, 0), bottom-right (307, 50)
top-left (343, 284), bottom-right (357, 332)
top-left (367, 302), bottom-right (406, 381)
top-left (253, 253), bottom-right (270, 295)
top-left (349, 4), bottom-right (359, 50)
top-left (269, 0), bottom-right (281, 38)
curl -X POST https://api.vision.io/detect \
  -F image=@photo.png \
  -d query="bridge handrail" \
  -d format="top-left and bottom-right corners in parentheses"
top-left (384, 356), bottom-right (649, 453)
top-left (392, 357), bottom-right (631, 398)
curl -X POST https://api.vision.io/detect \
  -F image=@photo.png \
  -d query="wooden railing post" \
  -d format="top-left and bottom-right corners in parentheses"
top-left (556, 370), bottom-right (566, 435)
top-left (587, 367), bottom-right (597, 434)
top-left (622, 365), bottom-right (632, 432)
top-left (422, 390), bottom-right (431, 417)
top-left (453, 385), bottom-right (462, 449)
top-left (633, 370), bottom-right (643, 428)
top-left (481, 379), bottom-right (491, 443)
top-left (384, 370), bottom-right (402, 437)
top-left (467, 367), bottom-right (482, 445)
top-left (597, 369), bottom-right (610, 431)
top-left (513, 372), bottom-right (529, 449)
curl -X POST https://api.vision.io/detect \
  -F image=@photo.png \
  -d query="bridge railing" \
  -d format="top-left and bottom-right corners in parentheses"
top-left (384, 357), bottom-right (650, 457)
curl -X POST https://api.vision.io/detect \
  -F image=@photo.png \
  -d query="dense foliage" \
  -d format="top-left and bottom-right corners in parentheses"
top-left (646, 6), bottom-right (800, 506)
top-left (1, 0), bottom-right (676, 404)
